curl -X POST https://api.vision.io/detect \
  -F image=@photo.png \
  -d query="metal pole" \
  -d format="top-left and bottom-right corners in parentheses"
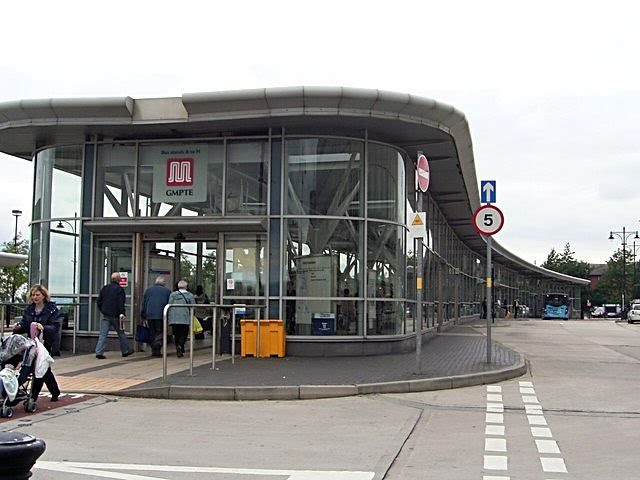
top-left (211, 305), bottom-right (217, 370)
top-left (256, 306), bottom-right (261, 358)
top-left (623, 226), bottom-right (627, 309)
top-left (188, 305), bottom-right (195, 376)
top-left (162, 304), bottom-right (169, 383)
top-left (486, 236), bottom-right (493, 364)
top-left (231, 308), bottom-right (236, 364)
top-left (415, 236), bottom-right (423, 374)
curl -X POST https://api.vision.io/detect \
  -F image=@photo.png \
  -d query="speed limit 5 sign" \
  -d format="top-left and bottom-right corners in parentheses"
top-left (473, 204), bottom-right (504, 236)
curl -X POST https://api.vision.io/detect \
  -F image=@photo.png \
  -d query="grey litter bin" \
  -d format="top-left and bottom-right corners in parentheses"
top-left (0, 431), bottom-right (46, 479)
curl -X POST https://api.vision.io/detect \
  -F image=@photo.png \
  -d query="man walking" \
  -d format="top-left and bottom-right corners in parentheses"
top-left (141, 276), bottom-right (171, 357)
top-left (96, 272), bottom-right (133, 359)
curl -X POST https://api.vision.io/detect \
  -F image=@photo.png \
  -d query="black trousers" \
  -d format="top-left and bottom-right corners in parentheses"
top-left (19, 365), bottom-right (60, 400)
top-left (147, 318), bottom-right (164, 355)
top-left (172, 324), bottom-right (189, 351)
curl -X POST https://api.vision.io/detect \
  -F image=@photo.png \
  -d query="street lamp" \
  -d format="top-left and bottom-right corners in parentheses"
top-left (53, 214), bottom-right (78, 295)
top-left (609, 227), bottom-right (640, 309)
top-left (632, 240), bottom-right (640, 299)
top-left (10, 209), bottom-right (22, 305)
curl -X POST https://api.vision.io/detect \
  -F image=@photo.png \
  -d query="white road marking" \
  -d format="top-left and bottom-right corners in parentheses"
top-left (487, 393), bottom-right (503, 402)
top-left (487, 386), bottom-right (502, 393)
top-left (487, 403), bottom-right (504, 412)
top-left (483, 476), bottom-right (510, 480)
top-left (522, 395), bottom-right (539, 404)
top-left (527, 415), bottom-right (547, 426)
top-left (485, 425), bottom-right (505, 436)
top-left (485, 438), bottom-right (507, 452)
top-left (486, 413), bottom-right (504, 424)
top-left (530, 427), bottom-right (552, 438)
top-left (540, 457), bottom-right (568, 473)
top-left (519, 387), bottom-right (536, 394)
top-left (519, 381), bottom-right (533, 387)
top-left (484, 455), bottom-right (508, 470)
top-left (535, 439), bottom-right (560, 454)
top-left (35, 461), bottom-right (375, 479)
top-left (525, 404), bottom-right (543, 414)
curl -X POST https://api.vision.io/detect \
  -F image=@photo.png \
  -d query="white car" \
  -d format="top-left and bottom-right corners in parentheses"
top-left (627, 307), bottom-right (640, 324)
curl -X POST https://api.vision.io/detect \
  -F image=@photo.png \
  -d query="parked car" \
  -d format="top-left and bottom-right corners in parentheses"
top-left (628, 306), bottom-right (640, 324)
top-left (592, 306), bottom-right (606, 318)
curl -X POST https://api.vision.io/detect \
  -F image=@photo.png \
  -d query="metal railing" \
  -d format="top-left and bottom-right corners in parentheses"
top-left (160, 303), bottom-right (266, 384)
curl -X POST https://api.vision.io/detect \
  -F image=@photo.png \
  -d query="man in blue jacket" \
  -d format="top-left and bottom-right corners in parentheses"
top-left (141, 276), bottom-right (171, 357)
top-left (95, 272), bottom-right (133, 359)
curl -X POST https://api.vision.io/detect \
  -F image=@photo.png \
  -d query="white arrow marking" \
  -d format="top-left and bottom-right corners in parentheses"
top-left (482, 183), bottom-right (494, 202)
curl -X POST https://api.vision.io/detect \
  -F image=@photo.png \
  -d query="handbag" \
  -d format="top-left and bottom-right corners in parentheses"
top-left (192, 316), bottom-right (204, 335)
top-left (135, 322), bottom-right (152, 344)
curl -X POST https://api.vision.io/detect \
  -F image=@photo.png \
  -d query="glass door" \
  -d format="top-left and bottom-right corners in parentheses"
top-left (221, 234), bottom-right (266, 314)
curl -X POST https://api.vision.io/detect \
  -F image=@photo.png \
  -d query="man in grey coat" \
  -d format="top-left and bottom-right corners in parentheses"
top-left (141, 276), bottom-right (171, 357)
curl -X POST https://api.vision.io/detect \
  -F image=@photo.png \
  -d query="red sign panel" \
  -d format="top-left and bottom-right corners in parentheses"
top-left (417, 154), bottom-right (430, 192)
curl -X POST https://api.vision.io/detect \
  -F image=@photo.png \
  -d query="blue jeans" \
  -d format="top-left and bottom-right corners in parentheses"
top-left (95, 316), bottom-right (130, 355)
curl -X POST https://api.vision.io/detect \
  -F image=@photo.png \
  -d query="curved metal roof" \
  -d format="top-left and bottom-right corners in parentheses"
top-left (0, 86), bottom-right (588, 286)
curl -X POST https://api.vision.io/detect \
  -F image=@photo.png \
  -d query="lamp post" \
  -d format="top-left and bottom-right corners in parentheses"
top-left (631, 240), bottom-right (640, 300)
top-left (10, 209), bottom-right (22, 305)
top-left (609, 227), bottom-right (640, 310)
top-left (53, 214), bottom-right (78, 295)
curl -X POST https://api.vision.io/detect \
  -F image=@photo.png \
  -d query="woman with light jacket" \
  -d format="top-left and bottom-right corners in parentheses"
top-left (167, 280), bottom-right (195, 357)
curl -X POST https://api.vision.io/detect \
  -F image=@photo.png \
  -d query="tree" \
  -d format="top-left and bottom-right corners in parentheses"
top-left (541, 243), bottom-right (590, 279)
top-left (594, 249), bottom-right (632, 305)
top-left (0, 235), bottom-right (29, 302)
top-left (541, 243), bottom-right (592, 313)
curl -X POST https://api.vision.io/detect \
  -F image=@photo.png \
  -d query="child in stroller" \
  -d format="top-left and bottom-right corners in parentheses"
top-left (0, 334), bottom-right (38, 418)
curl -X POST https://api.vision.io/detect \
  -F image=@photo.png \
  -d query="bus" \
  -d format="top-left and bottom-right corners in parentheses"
top-left (542, 293), bottom-right (571, 319)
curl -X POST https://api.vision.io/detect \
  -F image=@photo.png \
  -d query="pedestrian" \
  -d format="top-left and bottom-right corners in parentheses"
top-left (13, 284), bottom-right (62, 402)
top-left (513, 299), bottom-right (519, 319)
top-left (95, 272), bottom-right (133, 359)
top-left (168, 280), bottom-right (195, 357)
top-left (141, 275), bottom-right (171, 357)
top-left (193, 285), bottom-right (210, 336)
top-left (481, 299), bottom-right (487, 319)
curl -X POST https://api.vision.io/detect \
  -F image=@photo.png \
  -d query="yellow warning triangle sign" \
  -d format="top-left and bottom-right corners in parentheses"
top-left (412, 214), bottom-right (424, 226)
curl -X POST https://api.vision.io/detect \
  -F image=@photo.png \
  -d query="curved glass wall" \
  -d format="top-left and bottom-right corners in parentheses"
top-left (30, 130), bottom-right (580, 346)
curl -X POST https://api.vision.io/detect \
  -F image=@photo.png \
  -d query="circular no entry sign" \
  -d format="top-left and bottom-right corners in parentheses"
top-left (417, 154), bottom-right (430, 192)
top-left (473, 204), bottom-right (505, 236)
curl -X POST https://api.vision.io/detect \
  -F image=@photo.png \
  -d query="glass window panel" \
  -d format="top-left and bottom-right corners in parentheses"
top-left (226, 141), bottom-right (268, 215)
top-left (367, 144), bottom-right (405, 222)
top-left (33, 146), bottom-right (83, 221)
top-left (95, 144), bottom-right (136, 217)
top-left (367, 221), bottom-right (405, 303)
top-left (285, 218), bottom-right (362, 336)
top-left (285, 138), bottom-right (362, 216)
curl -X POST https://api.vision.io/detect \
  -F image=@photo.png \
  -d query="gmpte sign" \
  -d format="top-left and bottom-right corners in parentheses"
top-left (152, 146), bottom-right (207, 203)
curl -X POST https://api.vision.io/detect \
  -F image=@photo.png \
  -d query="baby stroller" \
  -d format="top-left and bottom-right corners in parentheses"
top-left (0, 334), bottom-right (38, 418)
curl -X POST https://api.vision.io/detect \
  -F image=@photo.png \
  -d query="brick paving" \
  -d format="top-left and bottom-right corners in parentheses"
top-left (42, 322), bottom-right (522, 395)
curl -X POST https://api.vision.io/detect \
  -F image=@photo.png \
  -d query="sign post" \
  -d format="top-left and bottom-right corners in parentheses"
top-left (473, 203), bottom-right (504, 363)
top-left (414, 153), bottom-right (429, 374)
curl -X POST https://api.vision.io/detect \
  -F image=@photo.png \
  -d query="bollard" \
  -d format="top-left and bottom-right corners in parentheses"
top-left (0, 431), bottom-right (46, 479)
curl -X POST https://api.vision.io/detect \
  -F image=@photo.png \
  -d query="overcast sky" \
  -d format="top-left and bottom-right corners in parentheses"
top-left (0, 0), bottom-right (638, 266)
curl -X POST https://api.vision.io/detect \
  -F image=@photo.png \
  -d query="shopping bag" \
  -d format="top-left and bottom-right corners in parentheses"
top-left (192, 316), bottom-right (204, 335)
top-left (135, 322), bottom-right (152, 344)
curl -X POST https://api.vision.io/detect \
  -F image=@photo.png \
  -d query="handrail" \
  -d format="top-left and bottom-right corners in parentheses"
top-left (161, 302), bottom-right (266, 384)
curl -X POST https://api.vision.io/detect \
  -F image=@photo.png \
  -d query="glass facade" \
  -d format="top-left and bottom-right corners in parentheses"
top-left (29, 131), bottom-right (585, 353)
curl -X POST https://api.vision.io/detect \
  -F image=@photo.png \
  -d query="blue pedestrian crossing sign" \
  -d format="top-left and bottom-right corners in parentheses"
top-left (480, 180), bottom-right (496, 204)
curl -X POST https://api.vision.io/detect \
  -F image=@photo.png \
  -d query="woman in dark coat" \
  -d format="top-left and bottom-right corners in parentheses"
top-left (13, 284), bottom-right (61, 402)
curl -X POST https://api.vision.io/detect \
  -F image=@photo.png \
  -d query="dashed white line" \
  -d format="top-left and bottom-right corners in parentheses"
top-left (484, 455), bottom-right (508, 470)
top-left (485, 438), bottom-right (507, 452)
top-left (486, 413), bottom-right (504, 423)
top-left (530, 427), bottom-right (553, 438)
top-left (527, 415), bottom-right (548, 426)
top-left (535, 439), bottom-right (560, 454)
top-left (485, 425), bottom-right (505, 436)
top-left (540, 457), bottom-right (568, 473)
